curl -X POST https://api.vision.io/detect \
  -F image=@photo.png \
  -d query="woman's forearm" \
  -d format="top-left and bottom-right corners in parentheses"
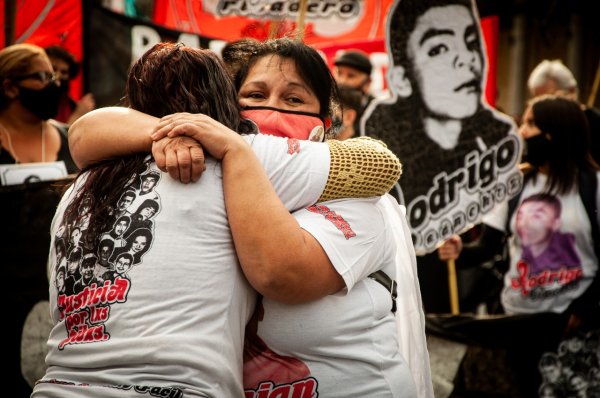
top-left (69, 107), bottom-right (158, 169)
top-left (320, 137), bottom-right (402, 201)
top-left (222, 143), bottom-right (344, 304)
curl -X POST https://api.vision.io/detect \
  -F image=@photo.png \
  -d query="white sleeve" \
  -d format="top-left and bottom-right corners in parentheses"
top-left (291, 197), bottom-right (387, 291)
top-left (380, 195), bottom-right (434, 398)
top-left (596, 171), bottom-right (600, 229)
top-left (245, 134), bottom-right (330, 212)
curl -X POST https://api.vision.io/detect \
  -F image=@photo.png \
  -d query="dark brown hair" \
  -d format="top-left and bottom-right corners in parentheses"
top-left (64, 43), bottom-right (243, 245)
top-left (529, 94), bottom-right (598, 194)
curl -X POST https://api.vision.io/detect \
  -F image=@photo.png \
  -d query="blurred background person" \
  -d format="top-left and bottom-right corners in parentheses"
top-left (438, 95), bottom-right (600, 396)
top-left (527, 59), bottom-right (600, 165)
top-left (333, 49), bottom-right (375, 133)
top-left (44, 45), bottom-right (95, 126)
top-left (333, 84), bottom-right (363, 140)
top-left (333, 49), bottom-right (375, 108)
top-left (0, 43), bottom-right (77, 173)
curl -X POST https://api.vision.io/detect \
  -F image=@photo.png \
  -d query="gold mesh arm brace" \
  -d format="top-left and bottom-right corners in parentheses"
top-left (319, 137), bottom-right (402, 202)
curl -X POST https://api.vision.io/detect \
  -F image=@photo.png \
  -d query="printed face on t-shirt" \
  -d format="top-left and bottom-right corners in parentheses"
top-left (56, 271), bottom-right (65, 291)
top-left (131, 236), bottom-right (148, 253)
top-left (67, 259), bottom-right (79, 275)
top-left (71, 228), bottom-right (82, 246)
top-left (540, 363), bottom-right (561, 383)
top-left (114, 220), bottom-right (129, 236)
top-left (117, 194), bottom-right (135, 211)
top-left (141, 177), bottom-right (157, 193)
top-left (139, 206), bottom-right (156, 220)
top-left (115, 256), bottom-right (132, 274)
top-left (80, 261), bottom-right (95, 279)
top-left (98, 245), bottom-right (112, 262)
top-left (515, 201), bottom-right (559, 247)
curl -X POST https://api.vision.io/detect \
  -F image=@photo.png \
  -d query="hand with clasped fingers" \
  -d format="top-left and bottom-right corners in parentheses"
top-left (151, 112), bottom-right (249, 182)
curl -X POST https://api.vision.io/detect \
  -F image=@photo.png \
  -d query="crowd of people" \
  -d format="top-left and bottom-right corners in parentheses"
top-left (2, 3), bottom-right (600, 398)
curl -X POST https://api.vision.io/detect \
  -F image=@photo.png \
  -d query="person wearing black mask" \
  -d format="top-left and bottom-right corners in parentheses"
top-left (0, 43), bottom-right (77, 174)
top-left (44, 45), bottom-right (95, 126)
top-left (438, 95), bottom-right (600, 396)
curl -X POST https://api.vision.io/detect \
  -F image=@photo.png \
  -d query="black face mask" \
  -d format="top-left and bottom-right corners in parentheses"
top-left (18, 82), bottom-right (62, 120)
top-left (524, 134), bottom-right (551, 167)
top-left (59, 79), bottom-right (70, 94)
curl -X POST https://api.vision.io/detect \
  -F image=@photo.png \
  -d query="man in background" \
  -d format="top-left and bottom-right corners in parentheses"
top-left (333, 84), bottom-right (364, 140)
top-left (333, 49), bottom-right (375, 133)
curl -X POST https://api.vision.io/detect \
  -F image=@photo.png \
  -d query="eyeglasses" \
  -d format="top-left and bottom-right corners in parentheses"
top-left (12, 71), bottom-right (59, 85)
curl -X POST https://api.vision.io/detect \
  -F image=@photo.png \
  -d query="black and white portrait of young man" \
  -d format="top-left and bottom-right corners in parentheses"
top-left (362, 0), bottom-right (522, 253)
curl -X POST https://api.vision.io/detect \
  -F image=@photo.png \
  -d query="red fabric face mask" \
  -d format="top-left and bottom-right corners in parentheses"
top-left (241, 106), bottom-right (327, 142)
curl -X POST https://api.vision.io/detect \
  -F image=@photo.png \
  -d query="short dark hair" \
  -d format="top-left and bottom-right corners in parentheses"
top-left (45, 45), bottom-right (80, 79)
top-left (136, 199), bottom-right (159, 214)
top-left (99, 238), bottom-right (115, 251)
top-left (120, 190), bottom-right (136, 200)
top-left (528, 95), bottom-right (596, 194)
top-left (115, 252), bottom-right (134, 266)
top-left (115, 215), bottom-right (131, 226)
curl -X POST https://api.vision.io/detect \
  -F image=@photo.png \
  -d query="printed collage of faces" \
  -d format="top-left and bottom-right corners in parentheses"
top-left (53, 167), bottom-right (161, 296)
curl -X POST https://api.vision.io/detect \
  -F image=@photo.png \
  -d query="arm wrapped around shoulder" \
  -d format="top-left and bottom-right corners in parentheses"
top-left (320, 137), bottom-right (402, 202)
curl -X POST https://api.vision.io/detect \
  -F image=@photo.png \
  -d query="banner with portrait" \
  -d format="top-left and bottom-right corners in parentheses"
top-left (152, 0), bottom-right (498, 105)
top-left (362, 0), bottom-right (521, 254)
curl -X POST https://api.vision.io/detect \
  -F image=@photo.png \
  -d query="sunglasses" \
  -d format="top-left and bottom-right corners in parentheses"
top-left (12, 71), bottom-right (60, 85)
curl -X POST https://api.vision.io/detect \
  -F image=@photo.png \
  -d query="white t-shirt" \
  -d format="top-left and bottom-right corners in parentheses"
top-left (243, 196), bottom-right (420, 398)
top-left (32, 134), bottom-right (330, 398)
top-left (483, 172), bottom-right (600, 314)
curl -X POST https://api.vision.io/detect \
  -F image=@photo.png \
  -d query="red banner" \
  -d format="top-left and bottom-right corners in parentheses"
top-left (3, 0), bottom-right (83, 99)
top-left (153, 0), bottom-right (392, 45)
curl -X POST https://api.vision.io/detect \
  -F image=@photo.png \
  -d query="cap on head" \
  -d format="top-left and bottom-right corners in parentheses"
top-left (334, 50), bottom-right (372, 76)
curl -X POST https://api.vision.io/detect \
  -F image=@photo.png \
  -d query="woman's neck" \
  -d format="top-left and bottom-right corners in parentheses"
top-left (0, 111), bottom-right (48, 163)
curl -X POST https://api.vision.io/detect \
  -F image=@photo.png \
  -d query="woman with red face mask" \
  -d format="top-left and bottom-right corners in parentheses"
top-left (69, 39), bottom-right (432, 398)
top-left (36, 42), bottom-right (402, 398)
top-left (0, 44), bottom-right (78, 180)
